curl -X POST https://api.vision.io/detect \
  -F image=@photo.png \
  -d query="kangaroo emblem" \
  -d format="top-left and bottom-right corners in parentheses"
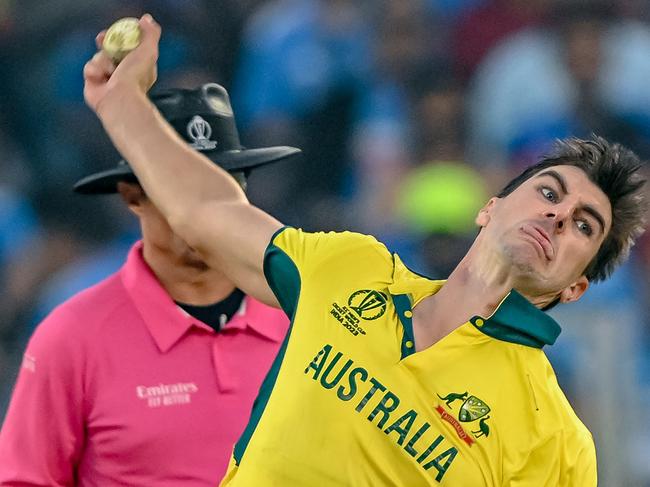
top-left (472, 416), bottom-right (490, 438)
top-left (436, 391), bottom-right (493, 442)
top-left (437, 391), bottom-right (468, 407)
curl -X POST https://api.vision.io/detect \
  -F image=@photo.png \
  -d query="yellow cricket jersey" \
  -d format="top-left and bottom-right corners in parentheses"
top-left (222, 227), bottom-right (597, 486)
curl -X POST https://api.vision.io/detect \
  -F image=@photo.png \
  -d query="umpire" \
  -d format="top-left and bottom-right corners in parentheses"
top-left (0, 84), bottom-right (299, 485)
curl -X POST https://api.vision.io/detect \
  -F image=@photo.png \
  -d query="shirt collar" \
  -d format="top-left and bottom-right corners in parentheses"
top-left (387, 254), bottom-right (561, 349)
top-left (221, 296), bottom-right (287, 343)
top-left (470, 290), bottom-right (561, 348)
top-left (121, 242), bottom-right (204, 353)
top-left (120, 242), bottom-right (284, 352)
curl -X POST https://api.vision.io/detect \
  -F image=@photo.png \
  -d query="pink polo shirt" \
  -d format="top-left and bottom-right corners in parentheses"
top-left (0, 242), bottom-right (289, 486)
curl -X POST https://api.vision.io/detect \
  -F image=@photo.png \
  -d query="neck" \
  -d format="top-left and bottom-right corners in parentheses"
top-left (455, 237), bottom-right (561, 310)
top-left (142, 243), bottom-right (236, 305)
top-left (442, 241), bottom-right (516, 310)
top-left (413, 239), bottom-right (517, 350)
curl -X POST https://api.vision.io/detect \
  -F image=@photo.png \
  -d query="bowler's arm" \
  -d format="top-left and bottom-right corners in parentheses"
top-left (85, 16), bottom-right (281, 306)
top-left (105, 90), bottom-right (281, 305)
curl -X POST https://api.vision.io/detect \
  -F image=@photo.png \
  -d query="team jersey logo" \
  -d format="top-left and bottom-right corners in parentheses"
top-left (330, 290), bottom-right (388, 336)
top-left (459, 396), bottom-right (490, 424)
top-left (435, 391), bottom-right (492, 445)
top-left (348, 290), bottom-right (388, 320)
top-left (304, 343), bottom-right (458, 482)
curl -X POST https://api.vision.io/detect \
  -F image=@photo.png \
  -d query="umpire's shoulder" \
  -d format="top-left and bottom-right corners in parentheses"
top-left (29, 272), bottom-right (128, 349)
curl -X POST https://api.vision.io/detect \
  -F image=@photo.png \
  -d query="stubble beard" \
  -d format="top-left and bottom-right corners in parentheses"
top-left (180, 247), bottom-right (209, 271)
top-left (498, 239), bottom-right (550, 292)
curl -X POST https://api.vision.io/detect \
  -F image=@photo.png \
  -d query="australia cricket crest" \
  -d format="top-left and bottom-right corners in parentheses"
top-left (435, 391), bottom-right (492, 445)
top-left (459, 395), bottom-right (490, 423)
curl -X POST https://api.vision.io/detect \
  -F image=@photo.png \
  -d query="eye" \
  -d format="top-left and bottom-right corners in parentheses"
top-left (540, 187), bottom-right (558, 202)
top-left (576, 219), bottom-right (593, 236)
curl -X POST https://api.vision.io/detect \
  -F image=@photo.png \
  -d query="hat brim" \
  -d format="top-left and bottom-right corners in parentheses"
top-left (73, 146), bottom-right (301, 194)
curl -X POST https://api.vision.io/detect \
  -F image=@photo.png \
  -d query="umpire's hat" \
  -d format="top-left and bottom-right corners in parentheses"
top-left (73, 83), bottom-right (301, 194)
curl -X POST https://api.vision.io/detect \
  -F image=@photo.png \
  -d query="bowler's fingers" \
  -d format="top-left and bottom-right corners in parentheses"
top-left (95, 31), bottom-right (106, 50)
top-left (87, 14), bottom-right (161, 87)
top-left (134, 13), bottom-right (161, 62)
top-left (83, 51), bottom-right (115, 82)
top-left (109, 13), bottom-right (161, 88)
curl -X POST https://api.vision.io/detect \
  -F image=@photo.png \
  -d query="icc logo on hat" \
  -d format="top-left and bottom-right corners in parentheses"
top-left (187, 115), bottom-right (217, 151)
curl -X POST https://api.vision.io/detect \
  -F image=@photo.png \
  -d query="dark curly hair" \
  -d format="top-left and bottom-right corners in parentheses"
top-left (497, 136), bottom-right (647, 282)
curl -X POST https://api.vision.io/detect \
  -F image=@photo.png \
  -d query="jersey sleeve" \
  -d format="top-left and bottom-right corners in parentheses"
top-left (566, 432), bottom-right (597, 487)
top-left (0, 307), bottom-right (86, 486)
top-left (505, 428), bottom-right (597, 486)
top-left (263, 227), bottom-right (392, 317)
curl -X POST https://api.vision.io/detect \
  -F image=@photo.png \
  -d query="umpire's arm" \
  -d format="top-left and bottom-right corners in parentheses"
top-left (83, 14), bottom-right (282, 307)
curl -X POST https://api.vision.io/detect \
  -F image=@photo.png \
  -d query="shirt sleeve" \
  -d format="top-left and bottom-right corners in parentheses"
top-left (505, 428), bottom-right (597, 486)
top-left (567, 433), bottom-right (597, 487)
top-left (0, 306), bottom-right (86, 486)
top-left (263, 227), bottom-right (392, 317)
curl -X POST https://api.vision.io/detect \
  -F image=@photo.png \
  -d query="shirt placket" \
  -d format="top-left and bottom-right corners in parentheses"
top-left (211, 318), bottom-right (248, 392)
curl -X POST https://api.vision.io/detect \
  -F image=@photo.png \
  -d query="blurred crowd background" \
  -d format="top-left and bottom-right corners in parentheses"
top-left (1, 0), bottom-right (650, 484)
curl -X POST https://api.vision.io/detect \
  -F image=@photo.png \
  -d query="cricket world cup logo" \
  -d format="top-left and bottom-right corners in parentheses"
top-left (187, 115), bottom-right (217, 150)
top-left (348, 290), bottom-right (387, 320)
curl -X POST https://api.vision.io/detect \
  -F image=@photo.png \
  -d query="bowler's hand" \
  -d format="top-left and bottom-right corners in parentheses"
top-left (83, 13), bottom-right (161, 114)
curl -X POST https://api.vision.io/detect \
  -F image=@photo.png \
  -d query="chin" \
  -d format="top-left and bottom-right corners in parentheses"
top-left (502, 242), bottom-right (547, 279)
top-left (185, 258), bottom-right (209, 271)
top-left (180, 249), bottom-right (209, 270)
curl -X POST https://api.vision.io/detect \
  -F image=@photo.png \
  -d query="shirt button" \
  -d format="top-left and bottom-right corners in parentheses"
top-left (475, 318), bottom-right (484, 327)
top-left (404, 310), bottom-right (413, 319)
top-left (405, 340), bottom-right (414, 348)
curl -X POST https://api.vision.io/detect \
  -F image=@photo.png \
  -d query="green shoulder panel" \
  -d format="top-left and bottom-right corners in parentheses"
top-left (233, 226), bottom-right (301, 464)
top-left (263, 226), bottom-right (301, 316)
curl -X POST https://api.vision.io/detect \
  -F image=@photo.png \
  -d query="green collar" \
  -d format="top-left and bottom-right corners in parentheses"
top-left (468, 289), bottom-right (561, 349)
top-left (388, 254), bottom-right (562, 356)
top-left (392, 290), bottom-right (561, 359)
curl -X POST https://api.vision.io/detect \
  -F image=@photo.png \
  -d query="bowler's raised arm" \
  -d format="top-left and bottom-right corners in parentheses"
top-left (83, 14), bottom-right (283, 306)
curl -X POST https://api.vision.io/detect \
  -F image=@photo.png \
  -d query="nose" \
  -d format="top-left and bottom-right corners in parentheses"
top-left (545, 204), bottom-right (572, 233)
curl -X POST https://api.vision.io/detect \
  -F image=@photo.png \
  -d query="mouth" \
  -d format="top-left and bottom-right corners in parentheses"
top-left (520, 224), bottom-right (554, 261)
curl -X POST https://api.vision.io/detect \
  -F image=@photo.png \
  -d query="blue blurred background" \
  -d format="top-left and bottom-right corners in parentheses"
top-left (0, 0), bottom-right (649, 484)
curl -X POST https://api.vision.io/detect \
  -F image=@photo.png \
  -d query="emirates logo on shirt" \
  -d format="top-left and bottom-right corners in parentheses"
top-left (136, 382), bottom-right (199, 408)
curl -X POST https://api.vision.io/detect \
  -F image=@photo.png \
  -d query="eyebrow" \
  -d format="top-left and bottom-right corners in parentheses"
top-left (581, 205), bottom-right (606, 236)
top-left (535, 170), bottom-right (606, 235)
top-left (536, 170), bottom-right (568, 195)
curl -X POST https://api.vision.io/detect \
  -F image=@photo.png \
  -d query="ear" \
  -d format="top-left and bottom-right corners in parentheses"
top-left (475, 197), bottom-right (498, 228)
top-left (558, 276), bottom-right (589, 304)
top-left (116, 182), bottom-right (147, 216)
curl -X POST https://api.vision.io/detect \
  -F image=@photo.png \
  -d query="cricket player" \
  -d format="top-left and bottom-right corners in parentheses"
top-left (81, 15), bottom-right (647, 486)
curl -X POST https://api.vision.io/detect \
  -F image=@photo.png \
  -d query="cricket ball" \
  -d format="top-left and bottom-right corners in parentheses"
top-left (102, 17), bottom-right (141, 64)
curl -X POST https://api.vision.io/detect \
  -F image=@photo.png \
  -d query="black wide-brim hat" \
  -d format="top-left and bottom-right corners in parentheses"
top-left (74, 83), bottom-right (301, 194)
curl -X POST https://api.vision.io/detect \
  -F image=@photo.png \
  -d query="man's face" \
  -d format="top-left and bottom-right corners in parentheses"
top-left (117, 182), bottom-right (208, 270)
top-left (138, 198), bottom-right (209, 270)
top-left (477, 165), bottom-right (612, 303)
